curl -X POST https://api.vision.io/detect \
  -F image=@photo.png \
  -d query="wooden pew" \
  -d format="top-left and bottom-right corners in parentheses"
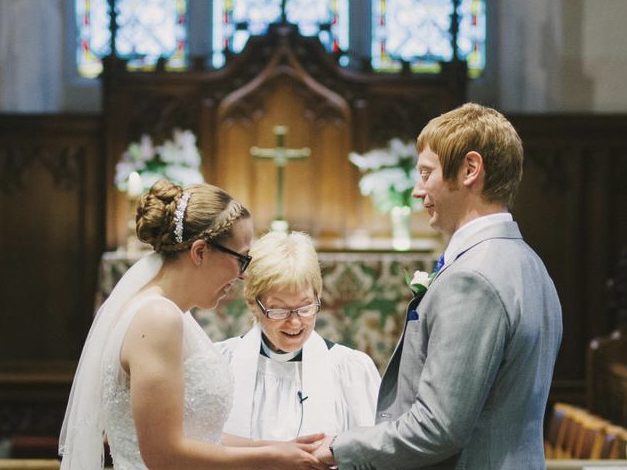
top-left (546, 402), bottom-right (627, 460)
top-left (573, 414), bottom-right (610, 459)
top-left (546, 460), bottom-right (627, 469)
top-left (587, 327), bottom-right (627, 426)
top-left (546, 402), bottom-right (567, 458)
top-left (601, 425), bottom-right (627, 460)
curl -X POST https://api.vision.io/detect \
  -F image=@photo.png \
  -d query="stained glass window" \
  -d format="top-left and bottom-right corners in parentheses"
top-left (212, 0), bottom-right (349, 68)
top-left (76, 0), bottom-right (486, 79)
top-left (76, 0), bottom-right (110, 78)
top-left (76, 0), bottom-right (188, 78)
top-left (372, 0), bottom-right (486, 77)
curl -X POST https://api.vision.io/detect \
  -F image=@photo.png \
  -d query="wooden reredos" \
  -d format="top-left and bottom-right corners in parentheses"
top-left (102, 22), bottom-right (467, 248)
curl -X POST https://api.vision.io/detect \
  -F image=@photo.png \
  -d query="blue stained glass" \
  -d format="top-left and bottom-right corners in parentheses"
top-left (212, 0), bottom-right (349, 68)
top-left (76, 0), bottom-right (188, 78)
top-left (458, 0), bottom-right (485, 77)
top-left (76, 0), bottom-right (111, 78)
top-left (372, 0), bottom-right (486, 76)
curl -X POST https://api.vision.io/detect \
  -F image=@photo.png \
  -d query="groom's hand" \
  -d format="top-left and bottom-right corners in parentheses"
top-left (312, 434), bottom-right (337, 468)
top-left (293, 432), bottom-right (325, 445)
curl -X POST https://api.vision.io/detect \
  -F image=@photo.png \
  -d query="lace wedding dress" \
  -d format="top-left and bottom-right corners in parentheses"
top-left (102, 296), bottom-right (234, 470)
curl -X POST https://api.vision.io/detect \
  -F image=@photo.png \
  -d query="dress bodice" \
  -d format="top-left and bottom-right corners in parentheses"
top-left (102, 297), bottom-right (233, 470)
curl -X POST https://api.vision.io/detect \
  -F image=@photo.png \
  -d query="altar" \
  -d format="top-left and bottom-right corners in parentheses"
top-left (96, 245), bottom-right (437, 371)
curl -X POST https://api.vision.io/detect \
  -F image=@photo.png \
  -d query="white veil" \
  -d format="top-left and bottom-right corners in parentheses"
top-left (59, 252), bottom-right (163, 470)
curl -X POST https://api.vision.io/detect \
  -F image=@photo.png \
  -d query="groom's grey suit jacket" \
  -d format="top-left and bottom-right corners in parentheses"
top-left (334, 220), bottom-right (562, 469)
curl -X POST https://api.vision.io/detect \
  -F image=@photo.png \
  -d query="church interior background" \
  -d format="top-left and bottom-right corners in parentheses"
top-left (0, 0), bottom-right (626, 462)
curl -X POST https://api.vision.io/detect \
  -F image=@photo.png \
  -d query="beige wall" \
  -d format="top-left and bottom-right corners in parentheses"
top-left (488, 0), bottom-right (627, 112)
top-left (582, 0), bottom-right (627, 112)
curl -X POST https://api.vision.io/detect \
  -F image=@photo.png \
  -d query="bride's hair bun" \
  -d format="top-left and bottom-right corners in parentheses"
top-left (135, 179), bottom-right (250, 254)
top-left (136, 179), bottom-right (183, 252)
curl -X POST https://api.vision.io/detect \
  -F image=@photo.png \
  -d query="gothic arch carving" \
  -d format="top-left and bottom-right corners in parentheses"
top-left (218, 24), bottom-right (350, 126)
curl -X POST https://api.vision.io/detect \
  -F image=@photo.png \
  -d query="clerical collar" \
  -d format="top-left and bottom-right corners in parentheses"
top-left (260, 334), bottom-right (302, 362)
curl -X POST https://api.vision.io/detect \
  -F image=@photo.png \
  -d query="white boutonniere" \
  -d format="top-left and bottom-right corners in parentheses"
top-left (406, 270), bottom-right (433, 296)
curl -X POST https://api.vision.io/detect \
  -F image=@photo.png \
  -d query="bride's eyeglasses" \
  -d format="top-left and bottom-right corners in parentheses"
top-left (256, 297), bottom-right (321, 320)
top-left (209, 242), bottom-right (252, 273)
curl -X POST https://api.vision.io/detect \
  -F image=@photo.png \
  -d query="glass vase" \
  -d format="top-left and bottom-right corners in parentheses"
top-left (126, 197), bottom-right (144, 255)
top-left (390, 205), bottom-right (412, 250)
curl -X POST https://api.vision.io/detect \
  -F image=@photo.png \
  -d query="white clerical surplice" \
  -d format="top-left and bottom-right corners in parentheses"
top-left (217, 324), bottom-right (381, 440)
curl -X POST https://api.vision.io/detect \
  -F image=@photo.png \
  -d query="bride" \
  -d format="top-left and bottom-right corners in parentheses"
top-left (59, 180), bottom-right (327, 470)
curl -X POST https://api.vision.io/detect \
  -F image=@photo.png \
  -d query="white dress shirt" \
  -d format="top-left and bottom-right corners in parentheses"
top-left (444, 213), bottom-right (513, 267)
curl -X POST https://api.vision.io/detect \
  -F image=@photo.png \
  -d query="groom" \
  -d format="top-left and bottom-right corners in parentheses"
top-left (316, 103), bottom-right (563, 469)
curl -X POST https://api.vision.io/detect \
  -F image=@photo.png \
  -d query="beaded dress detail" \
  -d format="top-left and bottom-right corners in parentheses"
top-left (102, 296), bottom-right (233, 470)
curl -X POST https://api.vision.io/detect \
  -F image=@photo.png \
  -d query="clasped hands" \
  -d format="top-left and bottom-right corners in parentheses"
top-left (294, 433), bottom-right (337, 469)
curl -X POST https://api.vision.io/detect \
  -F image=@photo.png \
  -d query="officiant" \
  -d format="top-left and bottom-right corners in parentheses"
top-left (217, 231), bottom-right (381, 440)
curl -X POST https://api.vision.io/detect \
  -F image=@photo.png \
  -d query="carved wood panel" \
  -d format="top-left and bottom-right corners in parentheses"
top-left (214, 68), bottom-right (355, 238)
top-left (0, 115), bottom-right (104, 361)
top-left (510, 114), bottom-right (627, 404)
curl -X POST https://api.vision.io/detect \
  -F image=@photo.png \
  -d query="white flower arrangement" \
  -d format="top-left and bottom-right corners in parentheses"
top-left (349, 138), bottom-right (422, 213)
top-left (115, 128), bottom-right (204, 195)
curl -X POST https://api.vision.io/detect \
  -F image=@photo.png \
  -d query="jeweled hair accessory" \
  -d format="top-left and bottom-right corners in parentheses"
top-left (173, 192), bottom-right (191, 244)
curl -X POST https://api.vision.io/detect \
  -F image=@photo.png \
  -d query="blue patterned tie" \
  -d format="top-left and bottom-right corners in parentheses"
top-left (433, 254), bottom-right (445, 274)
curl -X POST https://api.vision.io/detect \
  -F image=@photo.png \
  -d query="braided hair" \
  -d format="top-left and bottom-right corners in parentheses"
top-left (136, 179), bottom-right (250, 255)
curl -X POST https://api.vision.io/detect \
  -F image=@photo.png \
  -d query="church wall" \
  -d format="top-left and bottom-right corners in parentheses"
top-left (493, 0), bottom-right (627, 113)
top-left (3, 1), bottom-right (627, 114)
top-left (580, 0), bottom-right (627, 112)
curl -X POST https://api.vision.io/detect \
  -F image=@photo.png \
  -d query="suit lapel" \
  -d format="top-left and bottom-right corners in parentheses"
top-left (455, 220), bottom-right (521, 258)
top-left (379, 294), bottom-right (422, 391)
top-left (434, 220), bottom-right (523, 283)
top-left (378, 221), bottom-right (524, 416)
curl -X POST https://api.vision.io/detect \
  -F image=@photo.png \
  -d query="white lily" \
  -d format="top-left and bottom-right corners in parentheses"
top-left (348, 138), bottom-right (420, 213)
top-left (115, 129), bottom-right (205, 194)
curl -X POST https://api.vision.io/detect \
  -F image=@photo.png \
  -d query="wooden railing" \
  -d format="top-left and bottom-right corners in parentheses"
top-left (0, 461), bottom-right (60, 470)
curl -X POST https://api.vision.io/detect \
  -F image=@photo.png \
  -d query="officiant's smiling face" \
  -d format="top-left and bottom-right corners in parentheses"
top-left (255, 287), bottom-right (318, 353)
top-left (243, 230), bottom-right (323, 353)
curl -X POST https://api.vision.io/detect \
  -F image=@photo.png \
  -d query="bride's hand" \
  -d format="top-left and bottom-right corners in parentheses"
top-left (265, 441), bottom-right (328, 470)
top-left (311, 435), bottom-right (336, 466)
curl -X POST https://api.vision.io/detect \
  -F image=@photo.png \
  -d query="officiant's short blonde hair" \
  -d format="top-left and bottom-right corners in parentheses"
top-left (244, 231), bottom-right (323, 306)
